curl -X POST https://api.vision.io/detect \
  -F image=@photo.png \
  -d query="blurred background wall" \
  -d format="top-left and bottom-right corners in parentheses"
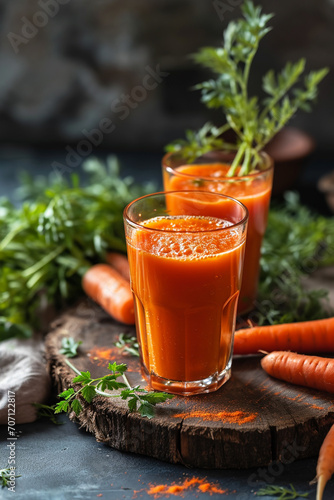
top-left (0, 0), bottom-right (333, 154)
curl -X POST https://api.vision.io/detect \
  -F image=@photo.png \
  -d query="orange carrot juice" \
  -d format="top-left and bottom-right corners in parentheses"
top-left (124, 191), bottom-right (248, 395)
top-left (163, 153), bottom-right (273, 314)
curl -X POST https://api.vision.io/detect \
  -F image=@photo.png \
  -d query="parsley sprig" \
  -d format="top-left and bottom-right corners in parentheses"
top-left (256, 484), bottom-right (308, 499)
top-left (166, 1), bottom-right (328, 174)
top-left (55, 358), bottom-right (173, 419)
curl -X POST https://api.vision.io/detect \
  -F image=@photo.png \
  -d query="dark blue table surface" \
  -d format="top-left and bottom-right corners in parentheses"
top-left (1, 146), bottom-right (334, 500)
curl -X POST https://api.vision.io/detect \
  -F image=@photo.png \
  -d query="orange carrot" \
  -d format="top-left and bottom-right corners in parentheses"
top-left (261, 351), bottom-right (334, 393)
top-left (82, 264), bottom-right (135, 324)
top-left (105, 252), bottom-right (130, 281)
top-left (233, 317), bottom-right (334, 355)
top-left (311, 424), bottom-right (334, 500)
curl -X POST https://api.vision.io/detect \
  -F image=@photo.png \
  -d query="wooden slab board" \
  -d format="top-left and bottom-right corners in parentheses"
top-left (45, 298), bottom-right (334, 469)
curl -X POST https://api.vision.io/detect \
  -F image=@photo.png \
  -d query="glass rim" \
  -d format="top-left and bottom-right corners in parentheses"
top-left (162, 150), bottom-right (274, 182)
top-left (123, 190), bottom-right (249, 234)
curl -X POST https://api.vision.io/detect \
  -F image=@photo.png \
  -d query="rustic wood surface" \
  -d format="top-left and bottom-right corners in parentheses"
top-left (45, 293), bottom-right (334, 469)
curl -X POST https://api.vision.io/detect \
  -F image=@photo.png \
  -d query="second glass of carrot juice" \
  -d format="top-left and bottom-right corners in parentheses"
top-left (162, 151), bottom-right (274, 315)
top-left (123, 191), bottom-right (248, 395)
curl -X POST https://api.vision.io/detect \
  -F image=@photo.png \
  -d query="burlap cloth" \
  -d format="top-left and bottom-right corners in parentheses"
top-left (0, 338), bottom-right (51, 424)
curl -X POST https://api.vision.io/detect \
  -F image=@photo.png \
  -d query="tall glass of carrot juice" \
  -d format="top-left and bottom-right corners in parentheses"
top-left (162, 151), bottom-right (274, 315)
top-left (124, 191), bottom-right (248, 396)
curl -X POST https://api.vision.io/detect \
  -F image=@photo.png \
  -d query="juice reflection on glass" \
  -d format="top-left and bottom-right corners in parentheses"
top-left (124, 191), bottom-right (248, 395)
top-left (163, 152), bottom-right (273, 314)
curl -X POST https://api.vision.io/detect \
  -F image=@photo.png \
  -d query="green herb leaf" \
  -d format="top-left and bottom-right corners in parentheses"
top-left (71, 399), bottom-right (83, 416)
top-left (72, 371), bottom-right (92, 384)
top-left (120, 388), bottom-right (134, 400)
top-left (127, 397), bottom-right (138, 413)
top-left (58, 388), bottom-right (75, 400)
top-left (0, 468), bottom-right (21, 488)
top-left (81, 385), bottom-right (97, 403)
top-left (138, 402), bottom-right (155, 419)
top-left (97, 377), bottom-right (126, 392)
top-left (59, 337), bottom-right (82, 358)
top-left (114, 333), bottom-right (140, 357)
top-left (140, 392), bottom-right (174, 405)
top-left (32, 403), bottom-right (63, 425)
top-left (108, 362), bottom-right (128, 375)
top-left (165, 122), bottom-right (234, 163)
top-left (54, 400), bottom-right (70, 414)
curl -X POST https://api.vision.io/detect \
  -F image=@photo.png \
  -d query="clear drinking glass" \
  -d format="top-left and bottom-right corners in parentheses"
top-left (162, 151), bottom-right (274, 314)
top-left (123, 190), bottom-right (248, 395)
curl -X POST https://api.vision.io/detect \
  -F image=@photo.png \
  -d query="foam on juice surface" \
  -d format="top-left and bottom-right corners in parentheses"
top-left (137, 215), bottom-right (242, 259)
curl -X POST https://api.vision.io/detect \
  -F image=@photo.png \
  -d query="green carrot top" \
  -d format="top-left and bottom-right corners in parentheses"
top-left (166, 0), bottom-right (328, 176)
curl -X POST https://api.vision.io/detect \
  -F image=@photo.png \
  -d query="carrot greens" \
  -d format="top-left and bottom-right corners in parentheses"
top-left (0, 156), bottom-right (153, 341)
top-left (166, 1), bottom-right (328, 173)
top-left (256, 192), bottom-right (334, 325)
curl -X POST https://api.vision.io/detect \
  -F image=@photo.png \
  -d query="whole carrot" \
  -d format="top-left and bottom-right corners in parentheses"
top-left (233, 317), bottom-right (334, 355)
top-left (311, 424), bottom-right (334, 500)
top-left (261, 351), bottom-right (334, 393)
top-left (106, 252), bottom-right (130, 281)
top-left (82, 264), bottom-right (135, 325)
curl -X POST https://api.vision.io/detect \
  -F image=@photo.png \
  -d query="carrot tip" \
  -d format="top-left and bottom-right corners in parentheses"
top-left (315, 474), bottom-right (328, 500)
